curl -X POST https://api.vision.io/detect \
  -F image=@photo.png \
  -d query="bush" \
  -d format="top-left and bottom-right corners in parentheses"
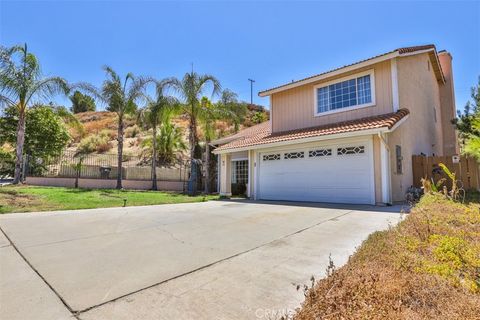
top-left (77, 131), bottom-right (112, 154)
top-left (294, 193), bottom-right (480, 320)
top-left (0, 147), bottom-right (15, 178)
top-left (125, 125), bottom-right (141, 138)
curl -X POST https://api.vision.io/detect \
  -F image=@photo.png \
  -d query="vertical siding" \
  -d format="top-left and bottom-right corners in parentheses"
top-left (271, 60), bottom-right (393, 132)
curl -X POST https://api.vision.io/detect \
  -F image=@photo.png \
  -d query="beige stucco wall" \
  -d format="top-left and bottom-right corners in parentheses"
top-left (388, 52), bottom-right (445, 201)
top-left (270, 60), bottom-right (393, 133)
top-left (438, 52), bottom-right (459, 155)
top-left (25, 177), bottom-right (184, 191)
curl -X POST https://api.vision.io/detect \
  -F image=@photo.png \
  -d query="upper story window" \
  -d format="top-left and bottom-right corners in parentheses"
top-left (314, 70), bottom-right (375, 116)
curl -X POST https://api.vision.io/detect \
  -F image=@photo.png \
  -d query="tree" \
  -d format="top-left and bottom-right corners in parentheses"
top-left (199, 97), bottom-right (218, 193)
top-left (138, 80), bottom-right (180, 189)
top-left (140, 117), bottom-right (187, 166)
top-left (70, 90), bottom-right (96, 113)
top-left (251, 111), bottom-right (268, 124)
top-left (453, 77), bottom-right (480, 143)
top-left (453, 77), bottom-right (480, 158)
top-left (217, 89), bottom-right (247, 132)
top-left (464, 114), bottom-right (480, 159)
top-left (168, 71), bottom-right (221, 185)
top-left (0, 44), bottom-right (69, 183)
top-left (77, 66), bottom-right (148, 189)
top-left (0, 105), bottom-right (70, 174)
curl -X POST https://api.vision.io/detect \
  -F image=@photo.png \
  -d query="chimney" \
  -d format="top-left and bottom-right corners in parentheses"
top-left (438, 51), bottom-right (459, 155)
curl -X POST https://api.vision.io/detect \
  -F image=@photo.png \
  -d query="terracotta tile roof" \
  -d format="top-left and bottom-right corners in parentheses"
top-left (259, 44), bottom-right (444, 96)
top-left (215, 109), bottom-right (409, 152)
top-left (211, 121), bottom-right (270, 145)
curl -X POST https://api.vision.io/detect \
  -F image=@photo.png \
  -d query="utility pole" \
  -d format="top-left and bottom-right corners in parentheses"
top-left (248, 78), bottom-right (255, 106)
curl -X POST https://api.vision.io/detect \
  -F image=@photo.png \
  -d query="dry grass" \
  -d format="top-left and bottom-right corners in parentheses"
top-left (77, 111), bottom-right (118, 135)
top-left (294, 193), bottom-right (480, 320)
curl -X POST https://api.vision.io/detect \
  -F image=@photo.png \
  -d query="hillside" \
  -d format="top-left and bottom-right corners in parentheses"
top-left (68, 105), bottom-right (269, 162)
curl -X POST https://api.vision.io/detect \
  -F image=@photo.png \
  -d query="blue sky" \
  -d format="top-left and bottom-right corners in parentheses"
top-left (1, 1), bottom-right (479, 111)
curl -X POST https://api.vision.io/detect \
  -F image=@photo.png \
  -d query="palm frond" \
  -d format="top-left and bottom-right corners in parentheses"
top-left (25, 76), bottom-right (69, 106)
top-left (71, 82), bottom-right (106, 104)
top-left (102, 65), bottom-right (121, 84)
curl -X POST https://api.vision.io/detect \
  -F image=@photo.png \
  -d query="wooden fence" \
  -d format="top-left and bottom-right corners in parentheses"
top-left (412, 155), bottom-right (480, 190)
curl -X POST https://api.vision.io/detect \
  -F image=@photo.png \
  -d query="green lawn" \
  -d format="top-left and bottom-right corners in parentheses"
top-left (0, 185), bottom-right (217, 214)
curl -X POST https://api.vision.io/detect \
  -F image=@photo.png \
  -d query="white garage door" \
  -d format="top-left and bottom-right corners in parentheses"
top-left (258, 139), bottom-right (375, 204)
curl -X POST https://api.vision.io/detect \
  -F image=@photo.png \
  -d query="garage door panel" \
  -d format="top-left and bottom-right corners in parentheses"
top-left (258, 140), bottom-right (374, 204)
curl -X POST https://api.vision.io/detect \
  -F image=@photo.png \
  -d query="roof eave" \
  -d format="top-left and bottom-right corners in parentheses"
top-left (258, 52), bottom-right (399, 97)
top-left (259, 47), bottom-right (446, 97)
top-left (213, 114), bottom-right (409, 155)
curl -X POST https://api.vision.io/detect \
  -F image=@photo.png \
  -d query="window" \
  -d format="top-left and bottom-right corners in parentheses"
top-left (309, 149), bottom-right (332, 157)
top-left (232, 160), bottom-right (248, 184)
top-left (315, 71), bottom-right (374, 114)
top-left (263, 154), bottom-right (280, 161)
top-left (337, 146), bottom-right (365, 155)
top-left (395, 145), bottom-right (403, 174)
top-left (284, 151), bottom-right (304, 159)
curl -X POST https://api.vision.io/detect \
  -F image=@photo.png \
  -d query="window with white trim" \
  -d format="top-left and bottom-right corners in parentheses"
top-left (232, 160), bottom-right (248, 184)
top-left (316, 72), bottom-right (373, 114)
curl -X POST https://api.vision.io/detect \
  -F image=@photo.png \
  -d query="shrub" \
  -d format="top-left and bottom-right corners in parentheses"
top-left (294, 193), bottom-right (480, 320)
top-left (77, 131), bottom-right (112, 154)
top-left (0, 147), bottom-right (15, 178)
top-left (125, 125), bottom-right (141, 138)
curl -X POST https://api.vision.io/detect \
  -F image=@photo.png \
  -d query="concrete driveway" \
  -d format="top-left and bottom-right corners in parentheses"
top-left (0, 200), bottom-right (403, 320)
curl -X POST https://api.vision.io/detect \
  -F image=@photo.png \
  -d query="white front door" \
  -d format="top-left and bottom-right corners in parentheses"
top-left (257, 138), bottom-right (375, 204)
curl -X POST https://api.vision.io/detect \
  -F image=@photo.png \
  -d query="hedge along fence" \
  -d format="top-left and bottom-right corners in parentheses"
top-left (412, 155), bottom-right (480, 190)
top-left (25, 151), bottom-right (190, 183)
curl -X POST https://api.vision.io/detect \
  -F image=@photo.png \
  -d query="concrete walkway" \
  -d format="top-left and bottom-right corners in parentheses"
top-left (0, 200), bottom-right (403, 320)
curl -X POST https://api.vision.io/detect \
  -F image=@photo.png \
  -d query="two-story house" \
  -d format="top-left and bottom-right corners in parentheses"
top-left (212, 45), bottom-right (458, 205)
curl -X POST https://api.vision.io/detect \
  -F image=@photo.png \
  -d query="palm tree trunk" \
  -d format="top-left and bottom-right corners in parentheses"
top-left (189, 115), bottom-right (197, 161)
top-left (204, 141), bottom-right (210, 194)
top-left (116, 116), bottom-right (124, 189)
top-left (151, 123), bottom-right (158, 190)
top-left (13, 109), bottom-right (26, 184)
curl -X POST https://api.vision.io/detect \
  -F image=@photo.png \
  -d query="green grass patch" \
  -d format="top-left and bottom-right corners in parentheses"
top-left (0, 185), bottom-right (217, 214)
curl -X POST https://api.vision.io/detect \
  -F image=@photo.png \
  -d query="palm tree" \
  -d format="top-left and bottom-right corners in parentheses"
top-left (168, 71), bottom-right (221, 186)
top-left (138, 80), bottom-right (180, 190)
top-left (0, 44), bottom-right (69, 184)
top-left (199, 97), bottom-right (219, 193)
top-left (77, 66), bottom-right (147, 189)
top-left (140, 117), bottom-right (187, 165)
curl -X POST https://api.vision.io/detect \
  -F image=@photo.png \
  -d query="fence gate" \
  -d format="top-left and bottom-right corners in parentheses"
top-left (412, 155), bottom-right (480, 190)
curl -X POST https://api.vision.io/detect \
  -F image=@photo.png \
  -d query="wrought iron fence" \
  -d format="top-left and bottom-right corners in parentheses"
top-left (25, 151), bottom-right (191, 182)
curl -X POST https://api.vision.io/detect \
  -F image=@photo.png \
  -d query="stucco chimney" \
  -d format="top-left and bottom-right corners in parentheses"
top-left (438, 51), bottom-right (459, 155)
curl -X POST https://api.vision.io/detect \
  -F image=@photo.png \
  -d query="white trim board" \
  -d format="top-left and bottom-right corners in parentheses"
top-left (391, 58), bottom-right (399, 112)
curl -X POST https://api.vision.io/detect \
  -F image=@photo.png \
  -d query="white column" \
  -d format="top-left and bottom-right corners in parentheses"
top-left (219, 154), bottom-right (232, 197)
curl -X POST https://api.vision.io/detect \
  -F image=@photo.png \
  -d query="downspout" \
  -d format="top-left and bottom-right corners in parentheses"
top-left (378, 132), bottom-right (393, 205)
